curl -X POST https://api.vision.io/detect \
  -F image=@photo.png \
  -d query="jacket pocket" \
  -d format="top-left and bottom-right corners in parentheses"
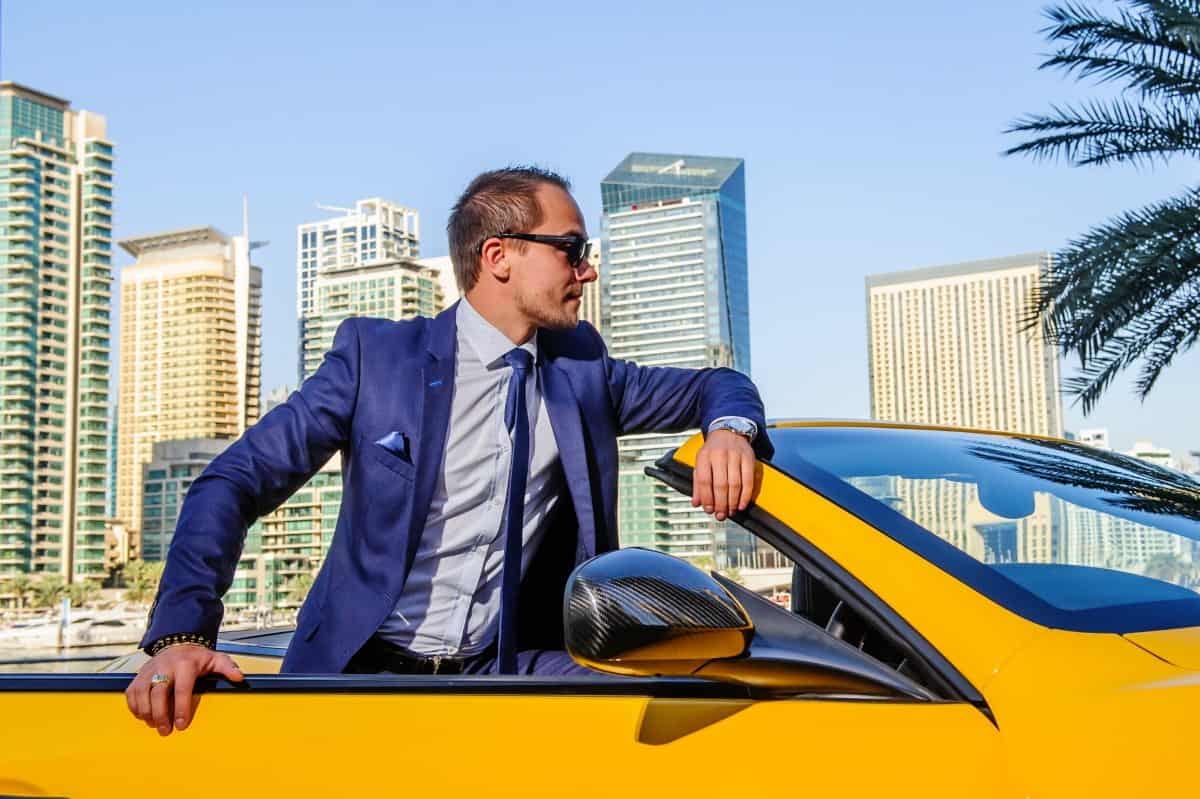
top-left (358, 431), bottom-right (416, 481)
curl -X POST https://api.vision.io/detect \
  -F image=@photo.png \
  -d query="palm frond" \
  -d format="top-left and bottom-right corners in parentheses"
top-left (1039, 1), bottom-right (1200, 100)
top-left (1004, 98), bottom-right (1200, 167)
top-left (1026, 188), bottom-right (1200, 346)
top-left (1026, 188), bottom-right (1200, 411)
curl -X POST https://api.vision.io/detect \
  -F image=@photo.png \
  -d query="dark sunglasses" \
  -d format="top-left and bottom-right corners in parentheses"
top-left (482, 232), bottom-right (593, 271)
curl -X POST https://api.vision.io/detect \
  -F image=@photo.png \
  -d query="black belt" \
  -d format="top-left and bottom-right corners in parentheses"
top-left (351, 634), bottom-right (476, 675)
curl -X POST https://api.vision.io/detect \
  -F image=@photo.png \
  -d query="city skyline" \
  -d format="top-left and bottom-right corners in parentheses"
top-left (4, 1), bottom-right (1197, 457)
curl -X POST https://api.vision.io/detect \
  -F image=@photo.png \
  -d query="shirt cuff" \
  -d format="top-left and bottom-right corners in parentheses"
top-left (707, 416), bottom-right (758, 440)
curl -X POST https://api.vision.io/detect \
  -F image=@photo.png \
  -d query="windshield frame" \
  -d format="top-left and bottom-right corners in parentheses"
top-left (767, 425), bottom-right (1200, 634)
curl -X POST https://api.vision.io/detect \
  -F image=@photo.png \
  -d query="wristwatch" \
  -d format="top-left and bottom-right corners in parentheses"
top-left (707, 416), bottom-right (758, 442)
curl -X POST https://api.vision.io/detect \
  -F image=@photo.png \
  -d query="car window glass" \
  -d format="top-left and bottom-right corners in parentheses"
top-left (770, 426), bottom-right (1200, 623)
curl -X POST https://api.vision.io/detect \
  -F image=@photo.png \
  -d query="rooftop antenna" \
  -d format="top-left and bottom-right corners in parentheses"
top-left (315, 201), bottom-right (356, 215)
top-left (243, 195), bottom-right (268, 250)
top-left (657, 159), bottom-right (685, 176)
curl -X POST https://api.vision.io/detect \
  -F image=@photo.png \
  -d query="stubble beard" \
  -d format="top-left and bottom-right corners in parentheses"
top-left (516, 285), bottom-right (578, 331)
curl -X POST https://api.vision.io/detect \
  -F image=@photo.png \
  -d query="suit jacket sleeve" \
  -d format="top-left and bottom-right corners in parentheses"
top-left (596, 323), bottom-right (774, 460)
top-left (138, 317), bottom-right (362, 651)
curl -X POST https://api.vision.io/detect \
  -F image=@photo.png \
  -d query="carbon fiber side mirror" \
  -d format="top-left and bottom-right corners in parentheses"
top-left (564, 548), bottom-right (753, 676)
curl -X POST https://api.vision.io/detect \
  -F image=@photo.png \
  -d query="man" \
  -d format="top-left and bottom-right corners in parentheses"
top-left (125, 166), bottom-right (772, 736)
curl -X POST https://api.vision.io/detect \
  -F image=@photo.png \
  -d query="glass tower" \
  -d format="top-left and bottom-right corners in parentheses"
top-left (600, 153), bottom-right (753, 564)
top-left (296, 199), bottom-right (420, 382)
top-left (0, 83), bottom-right (113, 582)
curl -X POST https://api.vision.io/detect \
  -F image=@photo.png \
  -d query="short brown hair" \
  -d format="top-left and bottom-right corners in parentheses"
top-left (447, 166), bottom-right (572, 292)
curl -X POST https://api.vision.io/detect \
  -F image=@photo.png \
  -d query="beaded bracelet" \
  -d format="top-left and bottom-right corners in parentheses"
top-left (146, 632), bottom-right (214, 656)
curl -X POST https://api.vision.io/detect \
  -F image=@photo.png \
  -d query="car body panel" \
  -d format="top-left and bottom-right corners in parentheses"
top-left (1, 682), bottom-right (1005, 798)
top-left (1124, 625), bottom-right (1200, 669)
top-left (982, 626), bottom-right (1195, 797)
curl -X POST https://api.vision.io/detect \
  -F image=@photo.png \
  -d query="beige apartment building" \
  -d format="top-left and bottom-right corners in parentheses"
top-left (415, 255), bottom-right (460, 310)
top-left (0, 83), bottom-right (113, 582)
top-left (866, 252), bottom-right (1063, 437)
top-left (115, 225), bottom-right (262, 554)
top-left (865, 253), bottom-right (1064, 564)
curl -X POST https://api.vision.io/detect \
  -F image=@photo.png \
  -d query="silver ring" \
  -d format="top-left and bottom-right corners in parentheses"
top-left (149, 672), bottom-right (171, 686)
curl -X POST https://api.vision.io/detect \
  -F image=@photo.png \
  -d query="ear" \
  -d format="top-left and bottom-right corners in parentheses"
top-left (479, 237), bottom-right (511, 282)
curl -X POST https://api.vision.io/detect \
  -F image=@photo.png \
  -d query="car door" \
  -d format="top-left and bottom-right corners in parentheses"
top-left (1, 662), bottom-right (1005, 799)
top-left (2, 457), bottom-right (1011, 798)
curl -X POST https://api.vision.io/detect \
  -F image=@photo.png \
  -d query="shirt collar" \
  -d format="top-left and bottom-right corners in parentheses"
top-left (457, 297), bottom-right (538, 369)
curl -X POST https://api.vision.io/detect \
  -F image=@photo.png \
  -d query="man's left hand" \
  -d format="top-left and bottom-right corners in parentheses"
top-left (692, 430), bottom-right (758, 522)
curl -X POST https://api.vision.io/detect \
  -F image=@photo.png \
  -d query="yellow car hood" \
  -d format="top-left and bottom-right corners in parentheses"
top-left (1125, 627), bottom-right (1200, 669)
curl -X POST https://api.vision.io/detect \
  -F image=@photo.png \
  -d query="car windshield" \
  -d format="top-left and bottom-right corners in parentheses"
top-left (768, 425), bottom-right (1200, 633)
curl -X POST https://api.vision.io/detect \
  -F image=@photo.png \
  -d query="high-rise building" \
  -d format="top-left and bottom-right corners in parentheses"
top-left (415, 255), bottom-right (460, 309)
top-left (106, 400), bottom-right (119, 518)
top-left (260, 384), bottom-right (294, 416)
top-left (600, 153), bottom-right (752, 563)
top-left (139, 438), bottom-right (232, 562)
top-left (300, 258), bottom-right (445, 380)
top-left (579, 239), bottom-right (602, 330)
top-left (0, 83), bottom-right (113, 581)
top-left (1079, 428), bottom-right (1111, 450)
top-left (246, 454), bottom-right (343, 614)
top-left (1127, 440), bottom-right (1175, 470)
top-left (866, 252), bottom-right (1064, 437)
top-left (116, 224), bottom-right (263, 554)
top-left (296, 199), bottom-right (420, 382)
top-left (866, 253), bottom-right (1065, 565)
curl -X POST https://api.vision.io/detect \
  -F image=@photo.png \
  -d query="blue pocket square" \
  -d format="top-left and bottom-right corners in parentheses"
top-left (375, 431), bottom-right (411, 461)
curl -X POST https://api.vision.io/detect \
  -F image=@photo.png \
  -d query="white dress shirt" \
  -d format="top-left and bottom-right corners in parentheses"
top-left (376, 298), bottom-right (563, 656)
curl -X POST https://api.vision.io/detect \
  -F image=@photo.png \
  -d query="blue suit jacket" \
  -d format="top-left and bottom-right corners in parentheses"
top-left (141, 302), bottom-right (773, 673)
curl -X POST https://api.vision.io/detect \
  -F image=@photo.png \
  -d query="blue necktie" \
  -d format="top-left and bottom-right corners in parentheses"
top-left (497, 347), bottom-right (534, 674)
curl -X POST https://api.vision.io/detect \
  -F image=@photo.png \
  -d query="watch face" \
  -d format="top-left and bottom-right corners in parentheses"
top-left (717, 420), bottom-right (754, 437)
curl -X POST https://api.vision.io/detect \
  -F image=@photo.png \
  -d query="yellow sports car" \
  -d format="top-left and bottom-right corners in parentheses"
top-left (4, 421), bottom-right (1200, 798)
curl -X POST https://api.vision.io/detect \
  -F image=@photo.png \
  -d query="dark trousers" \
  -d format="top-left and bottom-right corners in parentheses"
top-left (345, 635), bottom-right (597, 676)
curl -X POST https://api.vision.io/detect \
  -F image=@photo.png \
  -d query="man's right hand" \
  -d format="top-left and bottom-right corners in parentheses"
top-left (125, 643), bottom-right (244, 736)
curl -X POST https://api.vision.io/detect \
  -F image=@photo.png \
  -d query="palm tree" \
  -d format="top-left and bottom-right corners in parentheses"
top-left (9, 574), bottom-right (34, 618)
top-left (284, 573), bottom-right (315, 607)
top-left (30, 576), bottom-right (67, 610)
top-left (66, 581), bottom-right (100, 608)
top-left (1005, 0), bottom-right (1200, 413)
top-left (121, 560), bottom-right (164, 605)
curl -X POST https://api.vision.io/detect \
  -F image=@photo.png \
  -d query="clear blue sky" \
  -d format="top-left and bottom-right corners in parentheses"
top-left (5, 0), bottom-right (1196, 453)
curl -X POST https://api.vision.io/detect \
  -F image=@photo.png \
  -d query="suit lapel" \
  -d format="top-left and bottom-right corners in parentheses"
top-left (539, 345), bottom-right (598, 561)
top-left (407, 303), bottom-right (458, 566)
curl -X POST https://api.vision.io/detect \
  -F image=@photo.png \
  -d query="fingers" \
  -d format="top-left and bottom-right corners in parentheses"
top-left (126, 644), bottom-right (232, 735)
top-left (126, 674), bottom-right (153, 727)
top-left (695, 435), bottom-right (758, 521)
top-left (172, 664), bottom-right (197, 732)
top-left (150, 676), bottom-right (173, 735)
top-left (212, 653), bottom-right (245, 683)
top-left (739, 453), bottom-right (755, 511)
top-left (693, 448), bottom-right (714, 513)
top-left (711, 449), bottom-right (730, 520)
